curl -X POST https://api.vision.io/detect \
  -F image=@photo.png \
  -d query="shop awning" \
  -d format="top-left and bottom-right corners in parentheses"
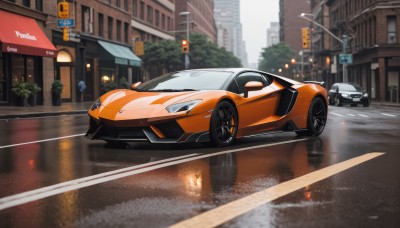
top-left (98, 40), bottom-right (141, 67)
top-left (0, 10), bottom-right (56, 57)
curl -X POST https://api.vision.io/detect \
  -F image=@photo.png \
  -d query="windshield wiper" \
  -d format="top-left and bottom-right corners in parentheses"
top-left (132, 88), bottom-right (146, 92)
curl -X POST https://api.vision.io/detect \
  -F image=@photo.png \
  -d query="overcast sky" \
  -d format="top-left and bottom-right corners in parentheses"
top-left (240, 0), bottom-right (280, 65)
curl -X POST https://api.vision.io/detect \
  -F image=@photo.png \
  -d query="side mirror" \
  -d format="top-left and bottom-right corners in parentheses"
top-left (131, 82), bottom-right (142, 89)
top-left (244, 81), bottom-right (263, 98)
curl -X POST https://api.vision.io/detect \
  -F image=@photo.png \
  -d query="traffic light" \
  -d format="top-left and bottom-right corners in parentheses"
top-left (58, 2), bottom-right (69, 19)
top-left (181, 39), bottom-right (189, 53)
top-left (301, 27), bottom-right (310, 49)
top-left (63, 27), bottom-right (69, 41)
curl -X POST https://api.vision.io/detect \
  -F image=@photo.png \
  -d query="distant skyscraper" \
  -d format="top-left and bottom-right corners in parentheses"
top-left (267, 22), bottom-right (280, 47)
top-left (214, 0), bottom-right (248, 66)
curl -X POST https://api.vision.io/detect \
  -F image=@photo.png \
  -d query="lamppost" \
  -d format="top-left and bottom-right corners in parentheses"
top-left (179, 11), bottom-right (190, 69)
top-left (298, 13), bottom-right (348, 82)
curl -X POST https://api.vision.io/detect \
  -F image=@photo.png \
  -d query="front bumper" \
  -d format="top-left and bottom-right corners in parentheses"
top-left (339, 95), bottom-right (368, 104)
top-left (85, 117), bottom-right (210, 143)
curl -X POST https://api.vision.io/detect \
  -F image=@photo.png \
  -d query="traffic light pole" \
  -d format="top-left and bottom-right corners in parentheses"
top-left (180, 12), bottom-right (190, 70)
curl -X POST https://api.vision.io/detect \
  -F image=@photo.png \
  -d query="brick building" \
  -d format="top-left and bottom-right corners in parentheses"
top-left (326, 0), bottom-right (400, 102)
top-left (174, 0), bottom-right (217, 43)
top-left (0, 0), bottom-right (55, 106)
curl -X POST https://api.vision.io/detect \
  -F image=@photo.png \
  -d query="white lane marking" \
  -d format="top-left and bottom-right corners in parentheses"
top-left (381, 113), bottom-right (396, 117)
top-left (170, 152), bottom-right (385, 228)
top-left (347, 114), bottom-right (356, 117)
top-left (0, 134), bottom-right (86, 149)
top-left (0, 138), bottom-right (308, 211)
top-left (357, 114), bottom-right (369, 118)
top-left (330, 112), bottom-right (343, 117)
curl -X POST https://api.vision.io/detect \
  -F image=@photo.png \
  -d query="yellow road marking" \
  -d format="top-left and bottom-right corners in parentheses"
top-left (170, 152), bottom-right (385, 228)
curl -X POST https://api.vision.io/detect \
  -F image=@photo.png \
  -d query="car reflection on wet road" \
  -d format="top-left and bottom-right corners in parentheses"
top-left (0, 105), bottom-right (399, 227)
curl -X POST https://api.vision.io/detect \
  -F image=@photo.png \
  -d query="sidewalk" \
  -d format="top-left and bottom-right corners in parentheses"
top-left (0, 102), bottom-right (93, 119)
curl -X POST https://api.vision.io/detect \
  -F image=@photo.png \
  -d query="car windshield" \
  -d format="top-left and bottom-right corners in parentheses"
top-left (135, 70), bottom-right (233, 92)
top-left (338, 84), bottom-right (363, 92)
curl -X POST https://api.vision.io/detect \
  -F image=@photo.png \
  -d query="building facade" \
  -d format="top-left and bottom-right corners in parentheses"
top-left (309, 0), bottom-right (332, 86)
top-left (0, 0), bottom-right (55, 106)
top-left (267, 22), bottom-right (280, 47)
top-left (214, 0), bottom-right (247, 66)
top-left (174, 0), bottom-right (217, 42)
top-left (326, 0), bottom-right (400, 103)
top-left (279, 0), bottom-right (312, 54)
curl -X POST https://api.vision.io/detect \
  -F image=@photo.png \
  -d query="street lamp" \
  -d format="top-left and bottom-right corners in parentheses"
top-left (179, 11), bottom-right (190, 69)
top-left (298, 13), bottom-right (348, 82)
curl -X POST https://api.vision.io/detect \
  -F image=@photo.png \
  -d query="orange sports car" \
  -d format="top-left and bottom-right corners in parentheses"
top-left (86, 68), bottom-right (328, 147)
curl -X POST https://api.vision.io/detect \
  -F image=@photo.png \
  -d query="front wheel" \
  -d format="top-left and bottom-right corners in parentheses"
top-left (209, 101), bottom-right (238, 147)
top-left (296, 97), bottom-right (327, 136)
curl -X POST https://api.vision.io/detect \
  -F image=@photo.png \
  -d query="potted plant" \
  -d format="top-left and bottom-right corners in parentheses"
top-left (11, 82), bottom-right (31, 107)
top-left (51, 80), bottom-right (64, 106)
top-left (27, 83), bottom-right (42, 106)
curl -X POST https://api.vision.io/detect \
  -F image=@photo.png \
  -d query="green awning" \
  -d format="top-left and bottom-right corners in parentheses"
top-left (98, 40), bottom-right (141, 67)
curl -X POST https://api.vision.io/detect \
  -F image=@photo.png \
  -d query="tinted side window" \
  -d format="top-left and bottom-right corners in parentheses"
top-left (227, 81), bottom-right (240, 94)
top-left (236, 73), bottom-right (266, 94)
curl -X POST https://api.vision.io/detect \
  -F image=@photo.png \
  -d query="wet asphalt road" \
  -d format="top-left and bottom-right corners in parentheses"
top-left (0, 104), bottom-right (399, 227)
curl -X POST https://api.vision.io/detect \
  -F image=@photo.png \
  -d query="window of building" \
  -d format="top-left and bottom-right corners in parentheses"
top-left (116, 20), bottom-right (121, 41)
top-left (167, 16), bottom-right (171, 31)
top-left (35, 0), bottom-right (43, 11)
top-left (155, 10), bottom-right (160, 27)
top-left (162, 14), bottom-right (165, 30)
top-left (82, 5), bottom-right (94, 34)
top-left (147, 6), bottom-right (153, 24)
top-left (124, 0), bottom-right (128, 11)
top-left (140, 1), bottom-right (144, 20)
top-left (22, 0), bottom-right (30, 7)
top-left (124, 22), bottom-right (129, 43)
top-left (132, 0), bottom-right (137, 17)
top-left (98, 13), bottom-right (104, 37)
top-left (116, 0), bottom-right (120, 8)
top-left (388, 16), bottom-right (397, 44)
top-left (108, 16), bottom-right (113, 40)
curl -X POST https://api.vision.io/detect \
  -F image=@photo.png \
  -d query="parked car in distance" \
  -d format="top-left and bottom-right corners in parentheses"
top-left (328, 82), bottom-right (369, 107)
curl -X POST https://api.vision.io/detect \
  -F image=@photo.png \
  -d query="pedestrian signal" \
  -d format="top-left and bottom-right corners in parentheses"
top-left (182, 40), bottom-right (189, 53)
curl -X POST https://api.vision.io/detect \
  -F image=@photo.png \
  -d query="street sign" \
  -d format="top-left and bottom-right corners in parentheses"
top-left (339, 54), bottom-right (353, 64)
top-left (58, 19), bottom-right (75, 28)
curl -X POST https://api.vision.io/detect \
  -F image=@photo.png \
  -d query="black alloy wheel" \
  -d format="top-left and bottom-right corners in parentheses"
top-left (209, 101), bottom-right (238, 147)
top-left (296, 97), bottom-right (327, 136)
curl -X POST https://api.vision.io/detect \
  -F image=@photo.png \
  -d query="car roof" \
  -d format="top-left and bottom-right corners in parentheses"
top-left (180, 68), bottom-right (263, 75)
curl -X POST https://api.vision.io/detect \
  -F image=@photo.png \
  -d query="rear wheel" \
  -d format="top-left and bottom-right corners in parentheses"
top-left (209, 101), bottom-right (238, 147)
top-left (296, 97), bottom-right (327, 136)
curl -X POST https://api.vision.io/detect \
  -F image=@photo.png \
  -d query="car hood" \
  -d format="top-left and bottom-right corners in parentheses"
top-left (95, 90), bottom-right (207, 123)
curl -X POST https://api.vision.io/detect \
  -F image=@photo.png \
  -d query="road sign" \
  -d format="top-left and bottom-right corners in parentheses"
top-left (339, 54), bottom-right (353, 64)
top-left (58, 19), bottom-right (75, 28)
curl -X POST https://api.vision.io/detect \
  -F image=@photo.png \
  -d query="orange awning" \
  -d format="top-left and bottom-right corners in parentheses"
top-left (0, 10), bottom-right (56, 57)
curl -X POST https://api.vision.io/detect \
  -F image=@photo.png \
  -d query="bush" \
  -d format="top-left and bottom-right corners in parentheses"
top-left (51, 80), bottom-right (64, 95)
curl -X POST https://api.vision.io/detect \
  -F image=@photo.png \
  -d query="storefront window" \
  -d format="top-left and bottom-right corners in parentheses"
top-left (100, 69), bottom-right (115, 94)
top-left (26, 57), bottom-right (35, 84)
top-left (12, 55), bottom-right (24, 86)
top-left (0, 56), bottom-right (6, 102)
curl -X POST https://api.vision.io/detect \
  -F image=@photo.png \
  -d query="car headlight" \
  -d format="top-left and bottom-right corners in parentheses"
top-left (363, 93), bottom-right (368, 98)
top-left (91, 98), bottom-right (101, 111)
top-left (341, 93), bottom-right (350, 98)
top-left (166, 100), bottom-right (202, 113)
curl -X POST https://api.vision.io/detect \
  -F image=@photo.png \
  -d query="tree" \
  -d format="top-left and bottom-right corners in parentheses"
top-left (258, 43), bottom-right (295, 73)
top-left (189, 33), bottom-right (242, 68)
top-left (141, 33), bottom-right (242, 80)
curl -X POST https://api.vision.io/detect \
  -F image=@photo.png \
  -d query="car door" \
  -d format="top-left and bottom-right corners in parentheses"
top-left (229, 72), bottom-right (279, 134)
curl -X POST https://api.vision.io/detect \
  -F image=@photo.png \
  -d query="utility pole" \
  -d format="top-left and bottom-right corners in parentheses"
top-left (298, 13), bottom-right (348, 82)
top-left (179, 12), bottom-right (190, 70)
